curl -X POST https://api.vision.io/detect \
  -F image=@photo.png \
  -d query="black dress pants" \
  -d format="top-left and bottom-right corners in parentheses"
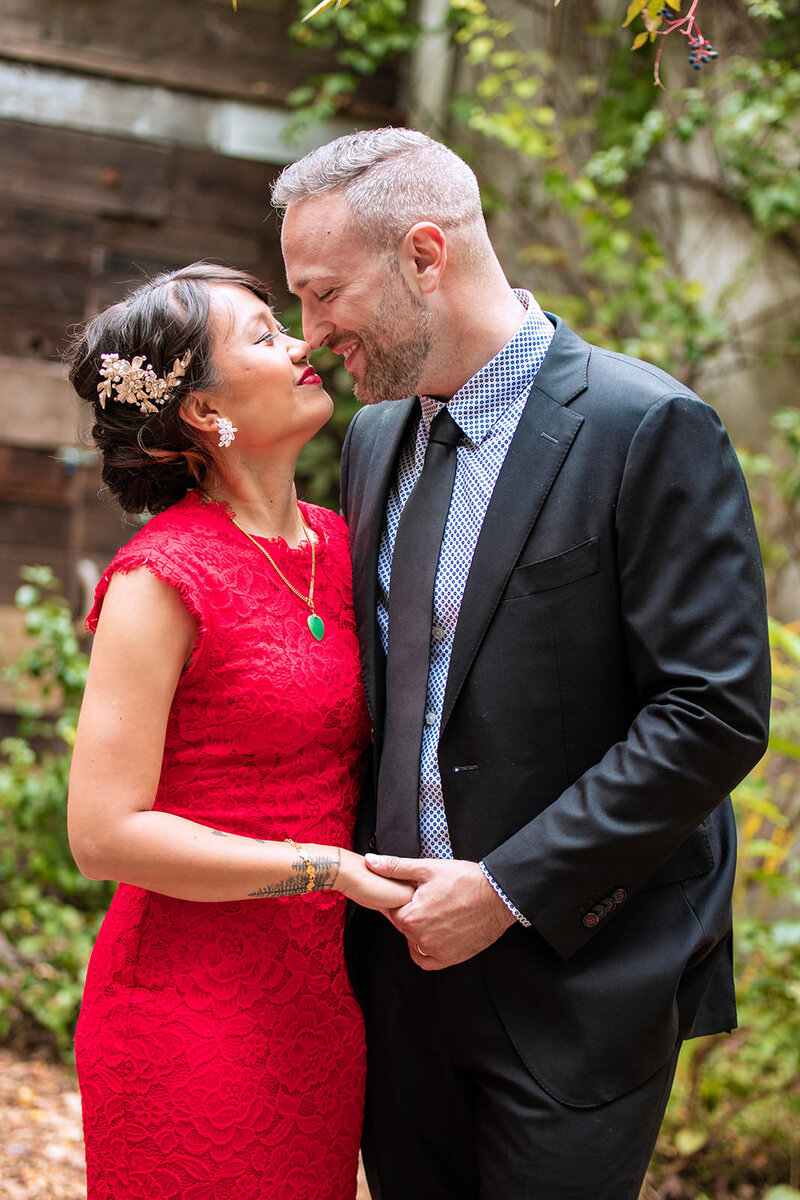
top-left (358, 919), bottom-right (680, 1200)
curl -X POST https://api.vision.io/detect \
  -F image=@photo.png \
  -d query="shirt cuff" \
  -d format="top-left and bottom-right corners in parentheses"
top-left (479, 861), bottom-right (531, 928)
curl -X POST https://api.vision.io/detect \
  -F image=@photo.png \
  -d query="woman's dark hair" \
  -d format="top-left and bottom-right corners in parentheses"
top-left (67, 262), bottom-right (272, 514)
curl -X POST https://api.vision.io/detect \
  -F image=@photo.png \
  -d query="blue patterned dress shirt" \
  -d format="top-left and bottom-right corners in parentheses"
top-left (376, 290), bottom-right (555, 925)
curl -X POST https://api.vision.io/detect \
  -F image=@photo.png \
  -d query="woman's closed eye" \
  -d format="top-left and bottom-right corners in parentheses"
top-left (255, 326), bottom-right (291, 346)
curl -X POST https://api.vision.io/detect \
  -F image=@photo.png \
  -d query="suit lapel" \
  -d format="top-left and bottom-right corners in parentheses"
top-left (441, 319), bottom-right (589, 729)
top-left (350, 397), bottom-right (419, 732)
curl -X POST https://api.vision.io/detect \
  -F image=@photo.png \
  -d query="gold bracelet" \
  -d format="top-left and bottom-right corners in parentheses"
top-left (284, 838), bottom-right (316, 893)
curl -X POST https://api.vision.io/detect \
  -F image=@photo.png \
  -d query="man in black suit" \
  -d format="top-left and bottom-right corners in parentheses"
top-left (273, 128), bottom-right (770, 1200)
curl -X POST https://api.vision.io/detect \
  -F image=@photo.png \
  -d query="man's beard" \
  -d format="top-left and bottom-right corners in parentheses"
top-left (349, 274), bottom-right (433, 406)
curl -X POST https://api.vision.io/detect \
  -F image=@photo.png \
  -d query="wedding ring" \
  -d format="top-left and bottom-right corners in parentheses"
top-left (416, 943), bottom-right (430, 958)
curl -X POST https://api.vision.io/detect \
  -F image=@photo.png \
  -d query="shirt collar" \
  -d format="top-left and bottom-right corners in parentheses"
top-left (419, 290), bottom-right (554, 447)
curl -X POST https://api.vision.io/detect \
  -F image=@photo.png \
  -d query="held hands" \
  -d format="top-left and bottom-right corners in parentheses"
top-left (338, 849), bottom-right (416, 912)
top-left (365, 856), bottom-right (516, 970)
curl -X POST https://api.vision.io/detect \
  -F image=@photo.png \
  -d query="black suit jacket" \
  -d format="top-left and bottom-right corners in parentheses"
top-left (340, 315), bottom-right (771, 1106)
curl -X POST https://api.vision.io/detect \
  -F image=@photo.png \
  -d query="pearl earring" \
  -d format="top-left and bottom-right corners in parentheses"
top-left (217, 417), bottom-right (238, 448)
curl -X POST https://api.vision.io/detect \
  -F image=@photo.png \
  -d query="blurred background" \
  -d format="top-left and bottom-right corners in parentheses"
top-left (0, 1), bottom-right (798, 1197)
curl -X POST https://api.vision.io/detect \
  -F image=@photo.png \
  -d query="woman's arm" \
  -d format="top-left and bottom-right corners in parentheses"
top-left (68, 567), bottom-right (413, 911)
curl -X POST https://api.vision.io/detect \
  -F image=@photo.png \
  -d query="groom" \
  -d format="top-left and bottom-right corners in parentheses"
top-left (273, 128), bottom-right (770, 1200)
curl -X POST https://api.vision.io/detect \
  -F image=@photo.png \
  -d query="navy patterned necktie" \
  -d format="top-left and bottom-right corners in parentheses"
top-left (376, 406), bottom-right (462, 856)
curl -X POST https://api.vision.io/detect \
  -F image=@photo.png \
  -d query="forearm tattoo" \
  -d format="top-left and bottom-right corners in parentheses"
top-left (248, 854), bottom-right (341, 898)
top-left (208, 830), bottom-right (340, 899)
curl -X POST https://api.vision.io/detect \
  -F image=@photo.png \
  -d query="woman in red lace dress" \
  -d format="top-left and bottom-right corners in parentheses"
top-left (67, 264), bottom-right (412, 1200)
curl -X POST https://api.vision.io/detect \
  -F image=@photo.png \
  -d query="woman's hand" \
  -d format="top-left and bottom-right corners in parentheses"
top-left (337, 850), bottom-right (415, 912)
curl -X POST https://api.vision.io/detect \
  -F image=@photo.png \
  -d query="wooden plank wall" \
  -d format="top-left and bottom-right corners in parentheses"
top-left (0, 116), bottom-right (289, 611)
top-left (0, 117), bottom-right (291, 360)
top-left (0, 1), bottom-right (401, 706)
top-left (0, 0), bottom-right (398, 112)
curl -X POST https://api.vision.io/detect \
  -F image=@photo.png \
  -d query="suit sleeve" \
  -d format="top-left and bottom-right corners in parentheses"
top-left (482, 394), bottom-right (771, 959)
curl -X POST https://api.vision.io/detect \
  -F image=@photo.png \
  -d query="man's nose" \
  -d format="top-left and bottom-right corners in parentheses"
top-left (301, 304), bottom-right (329, 352)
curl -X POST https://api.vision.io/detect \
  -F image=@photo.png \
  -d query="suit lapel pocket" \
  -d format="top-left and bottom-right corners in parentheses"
top-left (503, 537), bottom-right (598, 600)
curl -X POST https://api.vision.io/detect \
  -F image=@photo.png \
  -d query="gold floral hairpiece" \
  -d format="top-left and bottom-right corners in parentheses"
top-left (97, 350), bottom-right (192, 415)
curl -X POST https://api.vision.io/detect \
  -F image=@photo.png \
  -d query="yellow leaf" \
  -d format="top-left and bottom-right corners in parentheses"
top-left (632, 31), bottom-right (648, 49)
top-left (666, 0), bottom-right (681, 8)
top-left (301, 0), bottom-right (338, 19)
top-left (623, 0), bottom-right (647, 28)
top-left (674, 1128), bottom-right (709, 1157)
top-left (743, 814), bottom-right (762, 842)
top-left (231, 0), bottom-right (237, 8)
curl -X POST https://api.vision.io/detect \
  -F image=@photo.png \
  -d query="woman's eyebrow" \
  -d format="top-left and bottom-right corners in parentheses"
top-left (244, 312), bottom-right (271, 336)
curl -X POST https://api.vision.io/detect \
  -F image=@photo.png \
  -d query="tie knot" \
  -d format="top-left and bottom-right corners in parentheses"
top-left (428, 407), bottom-right (462, 449)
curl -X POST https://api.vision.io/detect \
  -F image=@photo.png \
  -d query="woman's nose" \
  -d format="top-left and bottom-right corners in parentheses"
top-left (289, 336), bottom-right (312, 361)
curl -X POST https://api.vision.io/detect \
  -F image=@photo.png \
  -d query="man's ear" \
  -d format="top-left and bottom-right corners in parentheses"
top-left (180, 391), bottom-right (221, 435)
top-left (398, 223), bottom-right (447, 296)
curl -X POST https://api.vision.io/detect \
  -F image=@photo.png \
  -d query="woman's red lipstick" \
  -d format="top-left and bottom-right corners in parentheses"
top-left (298, 367), bottom-right (322, 386)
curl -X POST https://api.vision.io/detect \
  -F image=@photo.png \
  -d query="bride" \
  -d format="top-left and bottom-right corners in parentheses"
top-left (67, 262), bottom-right (412, 1200)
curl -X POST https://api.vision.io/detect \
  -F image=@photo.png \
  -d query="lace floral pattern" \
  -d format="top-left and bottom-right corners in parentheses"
top-left (75, 491), bottom-right (371, 1200)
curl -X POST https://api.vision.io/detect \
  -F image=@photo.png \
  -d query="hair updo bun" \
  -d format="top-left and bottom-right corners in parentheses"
top-left (67, 263), bottom-right (272, 515)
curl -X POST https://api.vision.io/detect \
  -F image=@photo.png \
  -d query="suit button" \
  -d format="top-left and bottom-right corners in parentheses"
top-left (601, 898), bottom-right (616, 914)
top-left (612, 888), bottom-right (627, 904)
top-left (592, 905), bottom-right (606, 920)
top-left (368, 832), bottom-right (378, 851)
top-left (583, 912), bottom-right (600, 928)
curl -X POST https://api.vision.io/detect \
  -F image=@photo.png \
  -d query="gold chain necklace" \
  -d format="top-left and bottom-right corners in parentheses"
top-left (203, 493), bottom-right (325, 642)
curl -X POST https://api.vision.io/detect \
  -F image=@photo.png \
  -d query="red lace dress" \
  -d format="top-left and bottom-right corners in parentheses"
top-left (74, 490), bottom-right (371, 1200)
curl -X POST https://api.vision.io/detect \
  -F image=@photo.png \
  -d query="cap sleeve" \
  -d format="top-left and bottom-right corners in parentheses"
top-left (85, 547), bottom-right (210, 678)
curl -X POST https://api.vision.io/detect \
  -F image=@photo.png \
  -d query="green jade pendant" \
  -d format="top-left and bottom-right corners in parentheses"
top-left (307, 613), bottom-right (325, 642)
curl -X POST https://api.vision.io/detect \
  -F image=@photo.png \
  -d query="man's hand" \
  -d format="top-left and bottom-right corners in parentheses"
top-left (365, 855), bottom-right (517, 970)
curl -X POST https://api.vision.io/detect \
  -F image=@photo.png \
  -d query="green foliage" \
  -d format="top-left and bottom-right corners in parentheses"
top-left (283, 0), bottom-right (800, 406)
top-left (281, 300), bottom-right (358, 507)
top-left (0, 568), bottom-right (114, 1058)
top-left (772, 408), bottom-right (800, 504)
top-left (738, 410), bottom-right (800, 598)
top-left (649, 414), bottom-right (800, 1195)
top-left (651, 616), bottom-right (800, 1194)
top-left (285, 0), bottom-right (420, 141)
top-left (746, 0), bottom-right (785, 19)
top-left (445, 0), bottom-right (731, 375)
top-left (709, 57), bottom-right (800, 233)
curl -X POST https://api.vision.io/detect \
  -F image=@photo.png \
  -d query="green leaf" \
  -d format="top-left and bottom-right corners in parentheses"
top-left (745, 838), bottom-right (792, 860)
top-left (768, 735), bottom-right (800, 761)
top-left (15, 585), bottom-right (39, 611)
top-left (623, 0), bottom-right (648, 28)
top-left (631, 31), bottom-right (649, 50)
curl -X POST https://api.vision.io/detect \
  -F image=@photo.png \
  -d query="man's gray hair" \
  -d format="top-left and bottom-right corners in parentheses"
top-left (271, 127), bottom-right (485, 254)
